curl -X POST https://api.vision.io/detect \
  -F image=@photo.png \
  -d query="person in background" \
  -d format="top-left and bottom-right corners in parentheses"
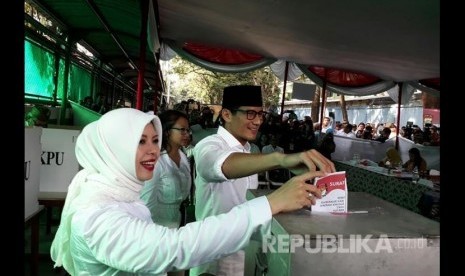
top-left (145, 104), bottom-right (155, 115)
top-left (362, 125), bottom-right (373, 140)
top-left (182, 133), bottom-right (195, 159)
top-left (378, 147), bottom-right (402, 168)
top-left (82, 96), bottom-right (93, 109)
top-left (140, 110), bottom-right (192, 276)
top-left (403, 147), bottom-right (428, 174)
top-left (355, 122), bottom-right (365, 138)
top-left (92, 93), bottom-right (109, 114)
top-left (375, 127), bottom-right (391, 143)
top-left (249, 141), bottom-right (261, 154)
top-left (115, 98), bottom-right (126, 108)
top-left (412, 125), bottom-right (424, 144)
top-left (429, 125), bottom-right (440, 146)
top-left (140, 110), bottom-right (192, 228)
top-left (191, 106), bottom-right (217, 146)
top-left (374, 123), bottom-right (384, 139)
top-left (50, 108), bottom-right (325, 275)
top-left (339, 123), bottom-right (356, 138)
top-left (191, 85), bottom-right (335, 276)
top-left (321, 116), bottom-right (332, 134)
top-left (25, 105), bottom-right (51, 127)
top-left (261, 135), bottom-right (284, 154)
top-left (316, 129), bottom-right (336, 161)
top-left (301, 116), bottom-right (316, 150)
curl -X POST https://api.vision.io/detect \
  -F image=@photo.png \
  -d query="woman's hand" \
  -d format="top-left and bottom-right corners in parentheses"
top-left (266, 170), bottom-right (327, 215)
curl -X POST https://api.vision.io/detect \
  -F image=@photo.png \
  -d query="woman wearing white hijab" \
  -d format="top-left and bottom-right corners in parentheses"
top-left (51, 108), bottom-right (325, 275)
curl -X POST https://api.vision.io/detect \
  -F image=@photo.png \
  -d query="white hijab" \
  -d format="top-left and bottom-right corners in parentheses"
top-left (50, 108), bottom-right (162, 274)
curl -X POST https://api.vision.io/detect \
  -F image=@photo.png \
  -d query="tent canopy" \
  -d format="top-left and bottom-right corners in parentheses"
top-left (30, 0), bottom-right (440, 94)
top-left (155, 0), bottom-right (439, 83)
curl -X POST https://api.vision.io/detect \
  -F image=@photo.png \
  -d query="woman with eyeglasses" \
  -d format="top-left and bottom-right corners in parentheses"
top-left (140, 110), bottom-right (192, 234)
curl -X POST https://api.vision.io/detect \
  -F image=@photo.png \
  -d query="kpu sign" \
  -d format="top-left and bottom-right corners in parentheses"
top-left (40, 128), bottom-right (81, 193)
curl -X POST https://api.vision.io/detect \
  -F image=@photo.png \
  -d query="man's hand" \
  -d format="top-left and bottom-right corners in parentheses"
top-left (281, 149), bottom-right (335, 176)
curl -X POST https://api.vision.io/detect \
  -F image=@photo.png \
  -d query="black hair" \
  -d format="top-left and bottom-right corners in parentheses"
top-left (158, 110), bottom-right (189, 152)
top-left (408, 147), bottom-right (423, 169)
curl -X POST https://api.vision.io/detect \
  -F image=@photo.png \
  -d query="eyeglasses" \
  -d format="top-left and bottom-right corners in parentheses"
top-left (170, 127), bottom-right (192, 135)
top-left (233, 109), bottom-right (268, 120)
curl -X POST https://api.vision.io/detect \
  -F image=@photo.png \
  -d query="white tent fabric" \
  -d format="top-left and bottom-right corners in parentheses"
top-left (269, 61), bottom-right (303, 82)
top-left (332, 136), bottom-right (439, 170)
top-left (407, 81), bottom-right (440, 97)
top-left (163, 40), bottom-right (276, 73)
top-left (386, 83), bottom-right (416, 104)
top-left (158, 42), bottom-right (400, 96)
top-left (152, 0), bottom-right (439, 82)
top-left (160, 42), bottom-right (177, 61)
top-left (297, 64), bottom-right (397, 96)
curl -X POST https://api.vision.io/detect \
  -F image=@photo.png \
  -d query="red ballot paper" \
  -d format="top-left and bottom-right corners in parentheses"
top-left (312, 171), bottom-right (347, 213)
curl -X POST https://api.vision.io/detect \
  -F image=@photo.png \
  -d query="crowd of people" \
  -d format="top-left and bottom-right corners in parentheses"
top-left (330, 120), bottom-right (440, 146)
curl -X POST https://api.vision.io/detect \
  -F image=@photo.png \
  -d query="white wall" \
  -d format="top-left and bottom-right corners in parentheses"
top-left (332, 135), bottom-right (440, 171)
top-left (289, 105), bottom-right (423, 127)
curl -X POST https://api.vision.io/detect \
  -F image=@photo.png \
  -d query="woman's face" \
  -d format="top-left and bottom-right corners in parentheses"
top-left (136, 123), bottom-right (160, 181)
top-left (169, 117), bottom-right (191, 148)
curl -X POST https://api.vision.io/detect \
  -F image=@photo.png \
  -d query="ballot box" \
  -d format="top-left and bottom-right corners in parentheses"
top-left (245, 190), bottom-right (439, 276)
top-left (40, 127), bottom-right (81, 193)
top-left (25, 127), bottom-right (42, 219)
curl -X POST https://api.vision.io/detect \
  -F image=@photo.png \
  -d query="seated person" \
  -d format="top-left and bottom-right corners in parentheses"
top-left (81, 96), bottom-right (93, 109)
top-left (378, 147), bottom-right (402, 168)
top-left (402, 147), bottom-right (427, 173)
top-left (92, 94), bottom-right (109, 114)
top-left (374, 127), bottom-right (391, 143)
top-left (25, 105), bottom-right (51, 128)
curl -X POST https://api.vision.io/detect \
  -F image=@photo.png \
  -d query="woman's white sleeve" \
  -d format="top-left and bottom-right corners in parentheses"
top-left (78, 196), bottom-right (272, 274)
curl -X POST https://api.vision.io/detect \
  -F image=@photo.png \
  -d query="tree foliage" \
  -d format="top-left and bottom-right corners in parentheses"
top-left (165, 57), bottom-right (281, 109)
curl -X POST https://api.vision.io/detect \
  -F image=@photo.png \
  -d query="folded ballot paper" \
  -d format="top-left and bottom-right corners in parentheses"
top-left (312, 171), bottom-right (347, 213)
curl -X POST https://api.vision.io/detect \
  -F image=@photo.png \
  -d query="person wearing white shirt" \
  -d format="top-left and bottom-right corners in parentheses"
top-left (261, 135), bottom-right (284, 154)
top-left (191, 85), bottom-right (335, 276)
top-left (249, 142), bottom-right (261, 154)
top-left (321, 116), bottom-right (332, 134)
top-left (141, 110), bottom-right (192, 230)
top-left (339, 123), bottom-right (356, 138)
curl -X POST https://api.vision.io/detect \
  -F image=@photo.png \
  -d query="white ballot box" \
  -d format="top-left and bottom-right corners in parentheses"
top-left (25, 127), bottom-right (42, 219)
top-left (40, 128), bottom-right (81, 193)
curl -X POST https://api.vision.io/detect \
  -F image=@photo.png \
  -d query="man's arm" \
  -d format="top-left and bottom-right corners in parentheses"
top-left (222, 149), bottom-right (335, 179)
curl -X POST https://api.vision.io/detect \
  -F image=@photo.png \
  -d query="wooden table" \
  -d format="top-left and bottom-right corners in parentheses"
top-left (38, 192), bottom-right (67, 234)
top-left (25, 206), bottom-right (45, 276)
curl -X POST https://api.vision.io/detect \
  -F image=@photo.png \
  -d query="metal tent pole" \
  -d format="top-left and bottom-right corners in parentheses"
top-left (280, 61), bottom-right (289, 117)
